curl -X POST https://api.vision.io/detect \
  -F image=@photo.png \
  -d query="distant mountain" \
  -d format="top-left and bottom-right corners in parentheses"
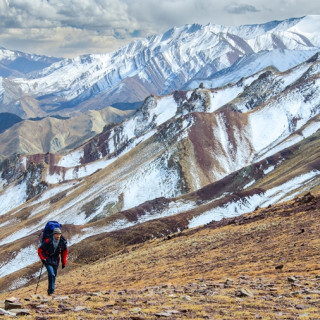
top-left (0, 106), bottom-right (134, 157)
top-left (1, 16), bottom-right (320, 119)
top-left (0, 47), bottom-right (61, 78)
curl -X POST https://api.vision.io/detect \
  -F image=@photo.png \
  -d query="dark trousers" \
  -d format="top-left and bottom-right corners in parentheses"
top-left (45, 263), bottom-right (58, 294)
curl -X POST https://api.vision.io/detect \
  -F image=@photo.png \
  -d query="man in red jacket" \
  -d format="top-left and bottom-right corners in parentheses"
top-left (38, 228), bottom-right (68, 295)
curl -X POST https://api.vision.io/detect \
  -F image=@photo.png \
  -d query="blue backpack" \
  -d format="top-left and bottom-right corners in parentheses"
top-left (41, 221), bottom-right (62, 242)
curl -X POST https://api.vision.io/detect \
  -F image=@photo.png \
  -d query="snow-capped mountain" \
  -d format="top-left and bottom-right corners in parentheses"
top-left (1, 16), bottom-right (320, 120)
top-left (0, 47), bottom-right (61, 78)
top-left (185, 48), bottom-right (320, 90)
top-left (1, 47), bottom-right (320, 291)
top-left (1, 16), bottom-right (320, 292)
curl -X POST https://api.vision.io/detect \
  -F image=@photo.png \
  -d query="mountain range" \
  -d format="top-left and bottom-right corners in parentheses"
top-left (0, 46), bottom-right (61, 78)
top-left (0, 15), bottom-right (320, 292)
top-left (2, 16), bottom-right (320, 118)
top-left (1, 16), bottom-right (320, 157)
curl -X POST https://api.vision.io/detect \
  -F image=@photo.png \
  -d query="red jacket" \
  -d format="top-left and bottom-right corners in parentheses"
top-left (38, 236), bottom-right (68, 266)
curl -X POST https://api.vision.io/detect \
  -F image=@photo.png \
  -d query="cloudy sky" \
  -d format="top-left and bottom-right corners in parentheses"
top-left (0, 0), bottom-right (318, 58)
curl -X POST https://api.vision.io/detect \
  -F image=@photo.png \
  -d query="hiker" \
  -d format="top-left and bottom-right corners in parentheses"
top-left (38, 227), bottom-right (68, 295)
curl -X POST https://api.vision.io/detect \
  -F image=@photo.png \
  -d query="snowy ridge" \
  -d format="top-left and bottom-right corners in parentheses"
top-left (53, 53), bottom-right (320, 183)
top-left (186, 49), bottom-right (319, 90)
top-left (0, 47), bottom-right (51, 62)
top-left (1, 16), bottom-right (320, 119)
top-left (206, 17), bottom-right (304, 39)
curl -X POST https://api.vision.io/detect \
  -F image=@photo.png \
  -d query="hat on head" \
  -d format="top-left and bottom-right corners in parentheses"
top-left (53, 228), bottom-right (62, 234)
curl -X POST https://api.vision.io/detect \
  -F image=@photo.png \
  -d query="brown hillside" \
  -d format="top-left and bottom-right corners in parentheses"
top-left (0, 106), bottom-right (133, 157)
top-left (1, 192), bottom-right (320, 319)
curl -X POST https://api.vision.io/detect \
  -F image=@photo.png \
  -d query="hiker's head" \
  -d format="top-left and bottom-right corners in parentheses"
top-left (53, 228), bottom-right (62, 240)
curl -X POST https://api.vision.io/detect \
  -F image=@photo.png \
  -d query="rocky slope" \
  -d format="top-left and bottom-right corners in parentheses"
top-left (0, 52), bottom-right (320, 293)
top-left (1, 52), bottom-right (320, 215)
top-left (1, 192), bottom-right (320, 319)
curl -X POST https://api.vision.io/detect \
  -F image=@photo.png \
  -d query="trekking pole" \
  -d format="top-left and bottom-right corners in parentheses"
top-left (35, 264), bottom-right (44, 294)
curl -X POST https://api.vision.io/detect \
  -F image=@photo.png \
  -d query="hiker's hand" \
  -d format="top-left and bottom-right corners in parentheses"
top-left (41, 259), bottom-right (46, 265)
top-left (62, 265), bottom-right (65, 269)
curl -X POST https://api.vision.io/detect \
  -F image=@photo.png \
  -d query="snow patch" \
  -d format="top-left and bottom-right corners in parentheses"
top-left (32, 181), bottom-right (80, 205)
top-left (121, 157), bottom-right (181, 211)
top-left (188, 170), bottom-right (319, 229)
top-left (289, 15), bottom-right (320, 35)
top-left (0, 219), bottom-right (15, 229)
top-left (0, 227), bottom-right (31, 245)
top-left (0, 177), bottom-right (5, 191)
top-left (188, 194), bottom-right (261, 229)
top-left (257, 118), bottom-right (320, 161)
top-left (69, 219), bottom-right (136, 246)
top-left (243, 180), bottom-right (255, 189)
top-left (154, 95), bottom-right (178, 126)
top-left (264, 165), bottom-right (275, 175)
top-left (57, 149), bottom-right (84, 167)
top-left (0, 245), bottom-right (39, 278)
top-left (0, 181), bottom-right (27, 216)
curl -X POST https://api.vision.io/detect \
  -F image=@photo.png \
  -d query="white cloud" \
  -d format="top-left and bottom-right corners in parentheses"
top-left (224, 3), bottom-right (260, 14)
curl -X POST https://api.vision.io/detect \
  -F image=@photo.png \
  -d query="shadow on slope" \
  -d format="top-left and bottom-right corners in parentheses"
top-left (0, 113), bottom-right (23, 134)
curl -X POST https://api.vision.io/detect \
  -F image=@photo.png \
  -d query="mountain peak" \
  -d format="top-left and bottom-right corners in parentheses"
top-left (288, 15), bottom-right (320, 34)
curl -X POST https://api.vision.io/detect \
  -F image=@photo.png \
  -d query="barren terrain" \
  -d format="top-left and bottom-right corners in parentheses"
top-left (1, 192), bottom-right (320, 319)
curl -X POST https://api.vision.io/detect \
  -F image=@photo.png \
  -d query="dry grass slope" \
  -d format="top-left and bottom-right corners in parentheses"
top-left (1, 192), bottom-right (320, 319)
